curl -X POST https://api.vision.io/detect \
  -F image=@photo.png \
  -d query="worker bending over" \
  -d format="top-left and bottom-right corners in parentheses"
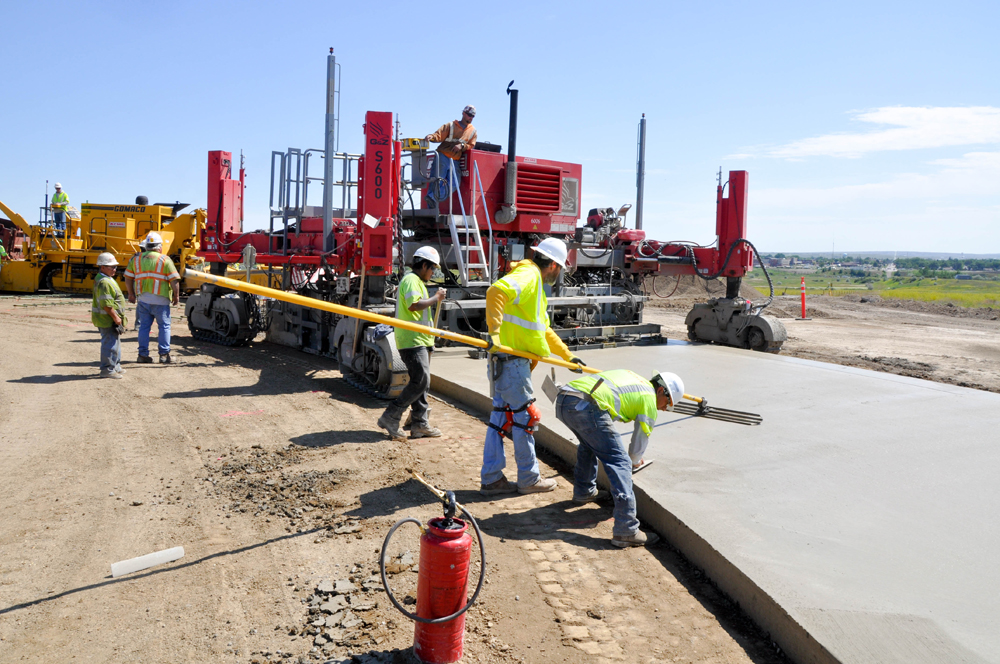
top-left (378, 247), bottom-right (447, 440)
top-left (481, 238), bottom-right (587, 495)
top-left (91, 253), bottom-right (127, 379)
top-left (555, 369), bottom-right (683, 547)
top-left (424, 105), bottom-right (477, 209)
top-left (125, 232), bottom-right (181, 364)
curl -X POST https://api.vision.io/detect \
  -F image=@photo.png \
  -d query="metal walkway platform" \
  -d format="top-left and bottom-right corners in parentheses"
top-left (429, 341), bottom-right (1000, 664)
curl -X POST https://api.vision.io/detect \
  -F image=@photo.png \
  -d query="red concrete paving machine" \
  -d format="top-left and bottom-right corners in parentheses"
top-left (185, 52), bottom-right (784, 399)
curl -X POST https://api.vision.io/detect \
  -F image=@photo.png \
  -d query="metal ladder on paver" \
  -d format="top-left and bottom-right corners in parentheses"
top-left (444, 164), bottom-right (490, 287)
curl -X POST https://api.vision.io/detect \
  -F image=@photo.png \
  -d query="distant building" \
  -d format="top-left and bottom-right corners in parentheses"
top-left (956, 274), bottom-right (972, 280)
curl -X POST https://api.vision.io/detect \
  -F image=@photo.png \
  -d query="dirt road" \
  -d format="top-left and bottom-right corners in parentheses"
top-left (0, 298), bottom-right (787, 664)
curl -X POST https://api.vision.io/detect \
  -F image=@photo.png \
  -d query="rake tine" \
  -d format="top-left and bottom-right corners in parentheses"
top-left (672, 402), bottom-right (762, 426)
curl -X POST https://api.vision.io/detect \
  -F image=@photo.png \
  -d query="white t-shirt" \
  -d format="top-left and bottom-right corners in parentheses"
top-left (138, 292), bottom-right (171, 306)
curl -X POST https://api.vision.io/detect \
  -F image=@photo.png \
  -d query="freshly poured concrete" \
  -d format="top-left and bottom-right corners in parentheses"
top-left (430, 343), bottom-right (1000, 664)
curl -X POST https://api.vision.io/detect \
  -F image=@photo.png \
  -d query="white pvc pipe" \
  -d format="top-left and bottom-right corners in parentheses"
top-left (111, 546), bottom-right (185, 578)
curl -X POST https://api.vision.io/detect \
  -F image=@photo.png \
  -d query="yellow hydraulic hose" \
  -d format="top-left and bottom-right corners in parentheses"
top-left (184, 270), bottom-right (709, 404)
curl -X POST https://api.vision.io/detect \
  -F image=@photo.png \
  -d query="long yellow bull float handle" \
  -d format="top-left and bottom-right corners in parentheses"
top-left (183, 271), bottom-right (747, 416)
top-left (184, 271), bottom-right (593, 375)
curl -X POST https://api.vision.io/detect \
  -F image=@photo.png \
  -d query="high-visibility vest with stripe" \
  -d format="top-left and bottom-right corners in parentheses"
top-left (490, 260), bottom-right (549, 357)
top-left (566, 370), bottom-right (658, 437)
top-left (126, 251), bottom-right (179, 300)
top-left (394, 271), bottom-right (434, 350)
top-left (91, 273), bottom-right (126, 328)
top-left (52, 191), bottom-right (69, 211)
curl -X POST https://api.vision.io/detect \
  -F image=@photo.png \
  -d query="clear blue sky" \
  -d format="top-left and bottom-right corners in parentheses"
top-left (2, 1), bottom-right (997, 253)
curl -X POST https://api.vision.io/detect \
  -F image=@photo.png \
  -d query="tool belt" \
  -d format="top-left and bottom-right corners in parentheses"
top-left (489, 352), bottom-right (524, 383)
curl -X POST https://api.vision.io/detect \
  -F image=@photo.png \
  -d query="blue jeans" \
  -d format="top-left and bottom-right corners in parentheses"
top-left (481, 355), bottom-right (541, 488)
top-left (137, 301), bottom-right (172, 356)
top-left (426, 155), bottom-right (459, 208)
top-left (556, 393), bottom-right (640, 537)
top-left (99, 326), bottom-right (122, 374)
top-left (53, 211), bottom-right (66, 232)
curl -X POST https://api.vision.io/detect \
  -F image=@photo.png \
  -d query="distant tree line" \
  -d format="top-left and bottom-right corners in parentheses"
top-left (763, 255), bottom-right (1000, 271)
top-left (894, 258), bottom-right (1000, 271)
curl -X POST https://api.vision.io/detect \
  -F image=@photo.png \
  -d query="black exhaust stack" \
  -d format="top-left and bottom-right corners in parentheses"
top-left (495, 81), bottom-right (518, 224)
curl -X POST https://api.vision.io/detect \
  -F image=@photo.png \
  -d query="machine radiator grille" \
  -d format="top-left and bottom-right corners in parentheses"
top-left (516, 163), bottom-right (562, 213)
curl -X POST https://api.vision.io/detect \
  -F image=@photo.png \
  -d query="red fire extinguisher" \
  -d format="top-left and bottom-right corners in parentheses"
top-left (381, 484), bottom-right (485, 664)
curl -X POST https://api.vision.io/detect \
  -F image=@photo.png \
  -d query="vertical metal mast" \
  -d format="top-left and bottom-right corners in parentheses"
top-left (635, 113), bottom-right (647, 230)
top-left (323, 48), bottom-right (339, 252)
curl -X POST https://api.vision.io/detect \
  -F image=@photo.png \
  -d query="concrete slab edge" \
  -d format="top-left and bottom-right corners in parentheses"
top-left (431, 371), bottom-right (842, 664)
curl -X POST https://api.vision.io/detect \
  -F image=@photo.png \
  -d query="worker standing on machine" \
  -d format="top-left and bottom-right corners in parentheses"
top-left (555, 369), bottom-right (684, 547)
top-left (50, 183), bottom-right (69, 232)
top-left (0, 241), bottom-right (9, 283)
top-left (424, 105), bottom-right (477, 209)
top-left (124, 231), bottom-right (180, 364)
top-left (92, 252), bottom-right (127, 379)
top-left (378, 247), bottom-right (447, 440)
top-left (480, 238), bottom-right (587, 495)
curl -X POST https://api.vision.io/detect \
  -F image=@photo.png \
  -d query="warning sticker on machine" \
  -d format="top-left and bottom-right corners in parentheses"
top-left (108, 221), bottom-right (126, 229)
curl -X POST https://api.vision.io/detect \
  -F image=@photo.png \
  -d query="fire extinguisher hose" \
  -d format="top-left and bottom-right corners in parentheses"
top-left (379, 508), bottom-right (486, 624)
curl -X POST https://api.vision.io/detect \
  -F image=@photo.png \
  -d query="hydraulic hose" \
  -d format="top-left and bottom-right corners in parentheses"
top-left (379, 507), bottom-right (486, 624)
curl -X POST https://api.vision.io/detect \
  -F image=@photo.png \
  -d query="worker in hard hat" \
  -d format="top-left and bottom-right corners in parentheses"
top-left (124, 231), bottom-right (181, 364)
top-left (423, 105), bottom-right (477, 209)
top-left (480, 237), bottom-right (587, 495)
top-left (378, 246), bottom-right (447, 440)
top-left (50, 183), bottom-right (69, 232)
top-left (0, 241), bottom-right (9, 288)
top-left (555, 369), bottom-right (684, 547)
top-left (92, 252), bottom-right (128, 379)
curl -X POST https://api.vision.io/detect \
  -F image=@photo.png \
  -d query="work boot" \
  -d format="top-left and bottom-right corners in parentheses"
top-left (518, 477), bottom-right (557, 494)
top-left (403, 408), bottom-right (431, 430)
top-left (115, 367), bottom-right (126, 375)
top-left (480, 476), bottom-right (518, 496)
top-left (611, 530), bottom-right (659, 548)
top-left (100, 371), bottom-right (123, 380)
top-left (137, 355), bottom-right (153, 364)
top-left (410, 423), bottom-right (442, 439)
top-left (159, 354), bottom-right (172, 364)
top-left (572, 489), bottom-right (610, 504)
top-left (377, 409), bottom-right (406, 440)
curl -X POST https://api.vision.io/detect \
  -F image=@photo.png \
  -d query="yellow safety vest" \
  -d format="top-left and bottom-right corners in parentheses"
top-left (52, 191), bottom-right (69, 211)
top-left (490, 260), bottom-right (549, 357)
top-left (91, 273), bottom-right (126, 328)
top-left (566, 370), bottom-right (658, 437)
top-left (126, 251), bottom-right (179, 300)
top-left (394, 271), bottom-right (434, 349)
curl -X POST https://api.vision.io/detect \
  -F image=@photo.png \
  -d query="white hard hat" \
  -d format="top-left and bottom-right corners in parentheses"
top-left (651, 371), bottom-right (684, 411)
top-left (533, 238), bottom-right (568, 267)
top-left (462, 105), bottom-right (476, 117)
top-left (142, 231), bottom-right (163, 248)
top-left (413, 246), bottom-right (441, 266)
top-left (54, 183), bottom-right (62, 189)
top-left (96, 252), bottom-right (119, 267)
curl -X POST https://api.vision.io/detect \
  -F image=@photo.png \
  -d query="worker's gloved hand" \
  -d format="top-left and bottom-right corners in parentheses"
top-left (569, 356), bottom-right (586, 374)
top-left (486, 334), bottom-right (501, 354)
top-left (114, 323), bottom-right (127, 336)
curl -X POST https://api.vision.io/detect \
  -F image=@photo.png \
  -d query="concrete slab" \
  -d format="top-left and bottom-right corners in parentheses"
top-left (430, 342), bottom-right (1000, 664)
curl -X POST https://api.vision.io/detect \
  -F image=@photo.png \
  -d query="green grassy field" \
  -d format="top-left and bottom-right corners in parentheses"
top-left (745, 269), bottom-right (1000, 308)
